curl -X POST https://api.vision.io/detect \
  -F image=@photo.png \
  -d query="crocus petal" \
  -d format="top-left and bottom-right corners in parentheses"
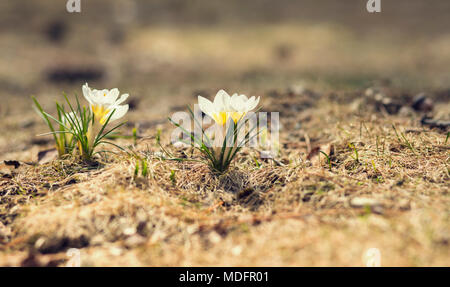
top-left (244, 96), bottom-right (255, 112)
top-left (214, 90), bottom-right (231, 111)
top-left (109, 104), bottom-right (129, 122)
top-left (230, 93), bottom-right (239, 102)
top-left (230, 94), bottom-right (248, 112)
top-left (198, 96), bottom-right (215, 118)
top-left (230, 94), bottom-right (242, 111)
top-left (82, 83), bottom-right (93, 105)
top-left (247, 96), bottom-right (260, 111)
top-left (230, 94), bottom-right (240, 111)
top-left (106, 88), bottom-right (120, 103)
top-left (213, 90), bottom-right (224, 106)
top-left (94, 89), bottom-right (112, 104)
top-left (239, 94), bottom-right (249, 102)
top-left (222, 92), bottom-right (231, 111)
top-left (115, 93), bottom-right (129, 105)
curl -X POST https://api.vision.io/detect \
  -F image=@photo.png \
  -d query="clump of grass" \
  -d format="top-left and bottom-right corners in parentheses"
top-left (253, 157), bottom-right (261, 168)
top-left (392, 124), bottom-right (417, 155)
top-left (320, 150), bottom-right (332, 170)
top-left (348, 142), bottom-right (359, 162)
top-left (134, 157), bottom-right (149, 178)
top-left (32, 84), bottom-right (130, 162)
top-left (168, 107), bottom-right (259, 173)
top-left (170, 169), bottom-right (176, 185)
top-left (32, 97), bottom-right (76, 157)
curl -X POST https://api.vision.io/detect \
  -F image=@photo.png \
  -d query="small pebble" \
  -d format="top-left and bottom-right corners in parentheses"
top-left (350, 197), bottom-right (382, 208)
top-left (412, 93), bottom-right (433, 112)
top-left (124, 234), bottom-right (146, 248)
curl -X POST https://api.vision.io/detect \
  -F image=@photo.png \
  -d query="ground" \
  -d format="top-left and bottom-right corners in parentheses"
top-left (0, 0), bottom-right (449, 266)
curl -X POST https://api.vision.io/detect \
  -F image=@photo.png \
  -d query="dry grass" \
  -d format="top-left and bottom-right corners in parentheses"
top-left (0, 85), bottom-right (448, 266)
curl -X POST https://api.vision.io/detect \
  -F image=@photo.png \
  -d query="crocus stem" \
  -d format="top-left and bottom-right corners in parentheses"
top-left (87, 119), bottom-right (101, 150)
top-left (78, 118), bottom-right (100, 160)
top-left (213, 122), bottom-right (238, 169)
top-left (213, 123), bottom-right (226, 159)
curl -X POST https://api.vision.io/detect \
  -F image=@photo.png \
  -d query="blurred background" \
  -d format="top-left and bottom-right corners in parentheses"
top-left (0, 0), bottom-right (449, 124)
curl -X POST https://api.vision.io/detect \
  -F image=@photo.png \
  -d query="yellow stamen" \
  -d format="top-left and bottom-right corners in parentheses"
top-left (212, 111), bottom-right (244, 125)
top-left (212, 112), bottom-right (228, 126)
top-left (230, 112), bottom-right (244, 123)
top-left (92, 105), bottom-right (110, 125)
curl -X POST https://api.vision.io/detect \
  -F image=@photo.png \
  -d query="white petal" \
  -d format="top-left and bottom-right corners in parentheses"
top-left (198, 96), bottom-right (215, 117)
top-left (82, 83), bottom-right (93, 105)
top-left (231, 94), bottom-right (248, 112)
top-left (115, 93), bottom-right (129, 105)
top-left (247, 96), bottom-right (260, 111)
top-left (239, 94), bottom-right (248, 101)
top-left (109, 105), bottom-right (129, 122)
top-left (215, 90), bottom-right (229, 102)
top-left (214, 90), bottom-right (230, 111)
top-left (222, 92), bottom-right (231, 111)
top-left (106, 88), bottom-right (120, 103)
top-left (213, 90), bottom-right (224, 106)
top-left (95, 89), bottom-right (111, 104)
top-left (230, 97), bottom-right (242, 111)
top-left (244, 96), bottom-right (255, 111)
top-left (230, 94), bottom-right (240, 111)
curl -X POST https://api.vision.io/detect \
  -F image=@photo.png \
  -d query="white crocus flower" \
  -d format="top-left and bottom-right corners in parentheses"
top-left (198, 90), bottom-right (260, 126)
top-left (198, 90), bottom-right (260, 153)
top-left (229, 93), bottom-right (260, 123)
top-left (82, 83), bottom-right (129, 150)
top-left (82, 83), bottom-right (129, 125)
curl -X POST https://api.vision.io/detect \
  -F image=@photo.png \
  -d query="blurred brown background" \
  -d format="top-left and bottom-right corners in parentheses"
top-left (0, 0), bottom-right (449, 116)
